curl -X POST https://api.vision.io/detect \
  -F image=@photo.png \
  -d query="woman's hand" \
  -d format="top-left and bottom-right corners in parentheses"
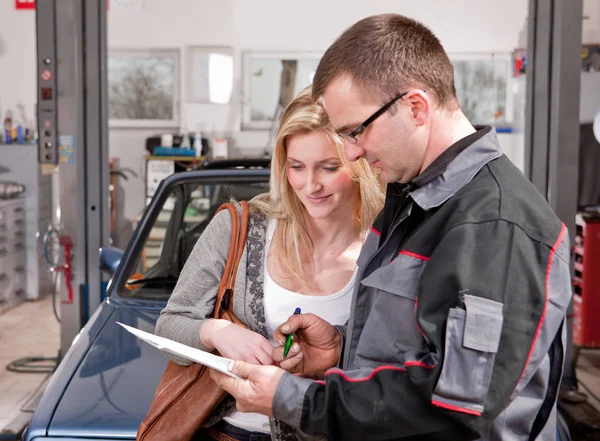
top-left (200, 319), bottom-right (275, 365)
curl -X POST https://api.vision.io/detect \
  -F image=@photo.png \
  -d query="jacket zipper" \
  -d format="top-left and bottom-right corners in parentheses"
top-left (343, 189), bottom-right (415, 367)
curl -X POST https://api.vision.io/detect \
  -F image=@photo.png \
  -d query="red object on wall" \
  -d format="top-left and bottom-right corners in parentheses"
top-left (572, 214), bottom-right (600, 347)
top-left (15, 0), bottom-right (35, 10)
top-left (16, 0), bottom-right (109, 11)
top-left (54, 235), bottom-right (74, 304)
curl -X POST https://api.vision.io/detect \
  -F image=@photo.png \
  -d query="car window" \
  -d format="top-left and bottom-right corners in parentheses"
top-left (119, 180), bottom-right (269, 300)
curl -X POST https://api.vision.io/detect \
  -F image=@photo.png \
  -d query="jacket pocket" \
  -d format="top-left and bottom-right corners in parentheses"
top-left (433, 294), bottom-right (504, 414)
top-left (354, 254), bottom-right (427, 367)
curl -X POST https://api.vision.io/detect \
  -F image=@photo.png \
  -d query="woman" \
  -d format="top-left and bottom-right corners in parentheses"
top-left (155, 86), bottom-right (384, 441)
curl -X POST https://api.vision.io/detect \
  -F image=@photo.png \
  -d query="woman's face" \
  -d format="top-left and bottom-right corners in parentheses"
top-left (286, 130), bottom-right (358, 221)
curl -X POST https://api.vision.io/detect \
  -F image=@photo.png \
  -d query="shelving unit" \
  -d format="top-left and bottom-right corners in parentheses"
top-left (0, 144), bottom-right (54, 304)
top-left (0, 197), bottom-right (27, 313)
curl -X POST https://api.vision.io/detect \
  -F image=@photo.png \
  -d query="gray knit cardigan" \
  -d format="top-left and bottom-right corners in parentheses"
top-left (155, 206), bottom-right (325, 441)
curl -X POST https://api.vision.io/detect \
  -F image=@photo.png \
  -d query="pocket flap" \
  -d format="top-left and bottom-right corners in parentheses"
top-left (360, 254), bottom-right (427, 300)
top-left (463, 294), bottom-right (503, 353)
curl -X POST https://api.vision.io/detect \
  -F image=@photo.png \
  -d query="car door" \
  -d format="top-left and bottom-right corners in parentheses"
top-left (25, 169), bottom-right (270, 441)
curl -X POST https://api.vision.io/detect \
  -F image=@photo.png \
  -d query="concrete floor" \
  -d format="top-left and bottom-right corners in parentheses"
top-left (0, 295), bottom-right (59, 438)
top-left (577, 348), bottom-right (600, 412)
top-left (0, 295), bottom-right (599, 438)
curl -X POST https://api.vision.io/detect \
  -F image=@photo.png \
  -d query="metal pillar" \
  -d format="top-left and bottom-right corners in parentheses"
top-left (525, 0), bottom-right (582, 387)
top-left (36, 0), bottom-right (109, 355)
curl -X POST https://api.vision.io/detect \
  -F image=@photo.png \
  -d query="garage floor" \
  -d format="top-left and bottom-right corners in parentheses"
top-left (0, 296), bottom-right (599, 438)
top-left (577, 348), bottom-right (600, 412)
top-left (0, 296), bottom-right (59, 438)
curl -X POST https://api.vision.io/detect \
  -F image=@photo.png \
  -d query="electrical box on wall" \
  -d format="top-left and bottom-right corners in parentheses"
top-left (36, 0), bottom-right (58, 164)
top-left (146, 160), bottom-right (175, 198)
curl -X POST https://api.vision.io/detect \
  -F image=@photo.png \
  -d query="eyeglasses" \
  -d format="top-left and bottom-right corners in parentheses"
top-left (339, 91), bottom-right (409, 144)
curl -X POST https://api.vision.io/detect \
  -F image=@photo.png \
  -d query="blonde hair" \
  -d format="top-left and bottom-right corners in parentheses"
top-left (249, 86), bottom-right (384, 284)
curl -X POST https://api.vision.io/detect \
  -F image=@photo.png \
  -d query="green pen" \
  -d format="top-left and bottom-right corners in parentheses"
top-left (283, 307), bottom-right (302, 359)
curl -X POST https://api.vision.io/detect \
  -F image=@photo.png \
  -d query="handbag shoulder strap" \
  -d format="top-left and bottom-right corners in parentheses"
top-left (211, 201), bottom-right (249, 318)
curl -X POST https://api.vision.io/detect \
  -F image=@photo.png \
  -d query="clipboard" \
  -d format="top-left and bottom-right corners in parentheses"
top-left (117, 322), bottom-right (240, 378)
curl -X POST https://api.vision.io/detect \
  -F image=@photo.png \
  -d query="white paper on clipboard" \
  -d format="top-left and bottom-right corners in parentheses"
top-left (117, 322), bottom-right (239, 378)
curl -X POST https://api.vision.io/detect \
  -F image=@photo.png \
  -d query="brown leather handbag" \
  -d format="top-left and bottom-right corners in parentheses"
top-left (136, 201), bottom-right (250, 441)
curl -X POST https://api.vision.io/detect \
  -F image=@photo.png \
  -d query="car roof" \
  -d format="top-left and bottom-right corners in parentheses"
top-left (200, 158), bottom-right (270, 169)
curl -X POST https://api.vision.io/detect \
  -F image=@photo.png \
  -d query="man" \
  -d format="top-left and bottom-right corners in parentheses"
top-left (211, 13), bottom-right (572, 440)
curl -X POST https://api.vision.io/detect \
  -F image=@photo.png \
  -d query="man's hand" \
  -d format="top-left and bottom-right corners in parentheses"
top-left (272, 313), bottom-right (341, 374)
top-left (209, 361), bottom-right (285, 416)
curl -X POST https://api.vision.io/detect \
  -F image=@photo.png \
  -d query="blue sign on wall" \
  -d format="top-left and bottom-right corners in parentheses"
top-left (59, 135), bottom-right (75, 164)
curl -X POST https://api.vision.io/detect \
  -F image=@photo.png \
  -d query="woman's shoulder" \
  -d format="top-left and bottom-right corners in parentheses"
top-left (248, 207), bottom-right (269, 238)
top-left (209, 202), bottom-right (269, 234)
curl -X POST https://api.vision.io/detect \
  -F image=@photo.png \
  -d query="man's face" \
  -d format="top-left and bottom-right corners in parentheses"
top-left (322, 75), bottom-right (427, 184)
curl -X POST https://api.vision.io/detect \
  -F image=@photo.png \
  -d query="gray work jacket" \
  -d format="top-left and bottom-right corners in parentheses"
top-left (273, 127), bottom-right (572, 441)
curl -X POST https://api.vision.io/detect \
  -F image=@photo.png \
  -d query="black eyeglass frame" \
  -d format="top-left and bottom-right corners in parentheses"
top-left (340, 91), bottom-right (409, 143)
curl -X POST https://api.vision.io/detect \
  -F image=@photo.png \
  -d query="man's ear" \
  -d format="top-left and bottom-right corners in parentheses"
top-left (407, 90), bottom-right (430, 127)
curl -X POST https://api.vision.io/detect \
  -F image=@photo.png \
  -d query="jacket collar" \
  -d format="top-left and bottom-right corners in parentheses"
top-left (409, 126), bottom-right (503, 211)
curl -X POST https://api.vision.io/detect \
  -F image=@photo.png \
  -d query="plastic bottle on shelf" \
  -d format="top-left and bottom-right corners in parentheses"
top-left (4, 110), bottom-right (13, 144)
top-left (213, 127), bottom-right (228, 159)
top-left (192, 128), bottom-right (203, 157)
top-left (16, 123), bottom-right (24, 144)
top-left (180, 130), bottom-right (190, 149)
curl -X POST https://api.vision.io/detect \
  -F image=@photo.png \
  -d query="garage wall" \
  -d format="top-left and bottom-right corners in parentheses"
top-left (107, 0), bottom-right (530, 220)
top-left (1, 0), bottom-right (531, 223)
top-left (0, 2), bottom-right (37, 133)
top-left (108, 0), bottom-right (529, 151)
top-left (583, 0), bottom-right (600, 44)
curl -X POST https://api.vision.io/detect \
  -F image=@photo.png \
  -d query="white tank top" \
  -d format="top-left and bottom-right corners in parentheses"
top-left (224, 219), bottom-right (356, 434)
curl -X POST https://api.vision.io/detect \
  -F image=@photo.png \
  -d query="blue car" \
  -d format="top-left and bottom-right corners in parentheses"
top-left (23, 164), bottom-right (270, 441)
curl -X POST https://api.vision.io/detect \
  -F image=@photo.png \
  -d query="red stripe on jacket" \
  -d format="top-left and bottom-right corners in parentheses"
top-left (404, 361), bottom-right (436, 369)
top-left (515, 223), bottom-right (566, 390)
top-left (431, 399), bottom-right (482, 416)
top-left (399, 250), bottom-right (430, 261)
top-left (324, 366), bottom-right (405, 383)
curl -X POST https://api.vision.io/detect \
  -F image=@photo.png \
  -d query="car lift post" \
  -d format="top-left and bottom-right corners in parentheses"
top-left (36, 0), bottom-right (110, 356)
top-left (526, 0), bottom-right (600, 437)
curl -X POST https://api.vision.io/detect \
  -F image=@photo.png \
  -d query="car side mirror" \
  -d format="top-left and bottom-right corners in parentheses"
top-left (100, 246), bottom-right (124, 275)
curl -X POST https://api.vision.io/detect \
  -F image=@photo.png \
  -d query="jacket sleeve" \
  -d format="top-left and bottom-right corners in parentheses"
top-left (272, 220), bottom-right (572, 440)
top-left (154, 209), bottom-right (233, 365)
top-left (333, 324), bottom-right (347, 368)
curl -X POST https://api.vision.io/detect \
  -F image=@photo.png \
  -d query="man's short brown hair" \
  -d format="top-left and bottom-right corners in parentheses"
top-left (313, 14), bottom-right (457, 109)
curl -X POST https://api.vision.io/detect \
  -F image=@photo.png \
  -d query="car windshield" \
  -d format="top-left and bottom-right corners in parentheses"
top-left (117, 179), bottom-right (269, 300)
